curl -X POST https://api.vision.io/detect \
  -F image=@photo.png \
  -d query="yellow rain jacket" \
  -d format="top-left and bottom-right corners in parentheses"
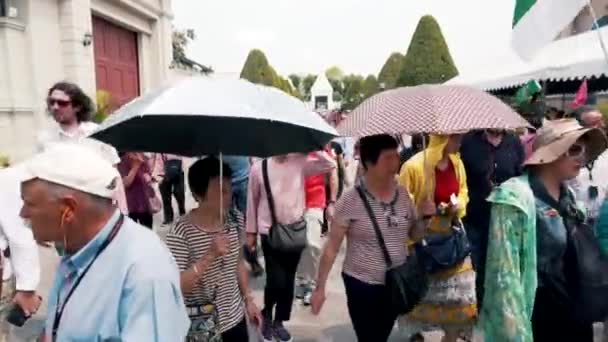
top-left (398, 135), bottom-right (471, 274)
top-left (398, 135), bottom-right (477, 324)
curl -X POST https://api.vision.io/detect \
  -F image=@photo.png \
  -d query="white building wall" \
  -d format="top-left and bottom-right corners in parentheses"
top-left (0, 0), bottom-right (174, 162)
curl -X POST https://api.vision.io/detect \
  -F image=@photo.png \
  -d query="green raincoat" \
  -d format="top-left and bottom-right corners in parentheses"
top-left (477, 175), bottom-right (537, 341)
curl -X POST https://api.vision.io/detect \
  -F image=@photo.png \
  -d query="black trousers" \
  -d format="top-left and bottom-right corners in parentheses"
top-left (159, 173), bottom-right (186, 222)
top-left (129, 212), bottom-right (153, 229)
top-left (222, 319), bottom-right (249, 342)
top-left (343, 273), bottom-right (397, 342)
top-left (261, 235), bottom-right (302, 322)
top-left (466, 222), bottom-right (489, 310)
top-left (532, 287), bottom-right (593, 342)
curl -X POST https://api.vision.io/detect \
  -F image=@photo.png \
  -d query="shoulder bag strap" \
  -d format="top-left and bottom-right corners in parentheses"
top-left (262, 159), bottom-right (278, 226)
top-left (355, 186), bottom-right (393, 268)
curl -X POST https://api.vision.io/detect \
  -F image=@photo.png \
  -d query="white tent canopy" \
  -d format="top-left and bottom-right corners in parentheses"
top-left (448, 26), bottom-right (608, 91)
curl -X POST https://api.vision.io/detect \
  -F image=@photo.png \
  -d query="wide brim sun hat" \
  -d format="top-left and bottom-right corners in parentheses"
top-left (524, 118), bottom-right (607, 166)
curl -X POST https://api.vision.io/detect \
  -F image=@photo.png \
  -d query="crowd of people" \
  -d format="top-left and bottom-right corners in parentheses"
top-left (0, 80), bottom-right (607, 342)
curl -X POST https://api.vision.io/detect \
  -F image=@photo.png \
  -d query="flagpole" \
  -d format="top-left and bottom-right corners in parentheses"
top-left (586, 0), bottom-right (608, 65)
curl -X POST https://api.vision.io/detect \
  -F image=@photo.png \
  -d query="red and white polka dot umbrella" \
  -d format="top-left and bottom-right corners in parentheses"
top-left (337, 84), bottom-right (529, 137)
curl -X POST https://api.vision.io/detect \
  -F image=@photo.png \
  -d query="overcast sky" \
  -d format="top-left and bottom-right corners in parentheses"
top-left (172, 0), bottom-right (517, 77)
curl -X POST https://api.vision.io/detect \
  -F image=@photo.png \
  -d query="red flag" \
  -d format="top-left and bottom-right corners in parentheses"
top-left (570, 79), bottom-right (588, 109)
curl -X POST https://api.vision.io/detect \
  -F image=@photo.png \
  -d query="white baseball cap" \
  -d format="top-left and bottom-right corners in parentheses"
top-left (21, 142), bottom-right (120, 199)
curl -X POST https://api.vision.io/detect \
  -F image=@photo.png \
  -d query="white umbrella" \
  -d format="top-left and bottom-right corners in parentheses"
top-left (91, 76), bottom-right (338, 157)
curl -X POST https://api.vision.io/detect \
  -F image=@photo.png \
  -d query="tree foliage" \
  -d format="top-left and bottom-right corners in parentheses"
top-left (93, 90), bottom-right (112, 124)
top-left (326, 66), bottom-right (345, 82)
top-left (340, 75), bottom-right (365, 111)
top-left (397, 15), bottom-right (458, 87)
top-left (378, 52), bottom-right (404, 89)
top-left (362, 75), bottom-right (380, 98)
top-left (172, 28), bottom-right (195, 62)
top-left (302, 75), bottom-right (318, 100)
top-left (288, 74), bottom-right (302, 91)
top-left (172, 28), bottom-right (212, 73)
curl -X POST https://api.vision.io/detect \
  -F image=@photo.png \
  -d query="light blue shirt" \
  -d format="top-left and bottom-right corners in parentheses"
top-left (222, 156), bottom-right (250, 184)
top-left (44, 210), bottom-right (190, 341)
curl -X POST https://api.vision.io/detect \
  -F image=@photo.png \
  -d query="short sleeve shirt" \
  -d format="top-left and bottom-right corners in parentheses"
top-left (335, 185), bottom-right (416, 285)
top-left (165, 210), bottom-right (245, 333)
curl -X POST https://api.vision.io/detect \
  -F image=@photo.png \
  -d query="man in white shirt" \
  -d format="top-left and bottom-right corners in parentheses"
top-left (570, 110), bottom-right (608, 225)
top-left (38, 82), bottom-right (128, 215)
top-left (0, 165), bottom-right (42, 340)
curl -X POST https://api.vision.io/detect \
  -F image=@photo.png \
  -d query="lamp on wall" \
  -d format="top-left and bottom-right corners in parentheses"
top-left (82, 32), bottom-right (93, 47)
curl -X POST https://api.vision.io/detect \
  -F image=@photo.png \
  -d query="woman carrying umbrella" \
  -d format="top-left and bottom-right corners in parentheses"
top-left (165, 157), bottom-right (263, 341)
top-left (398, 134), bottom-right (477, 342)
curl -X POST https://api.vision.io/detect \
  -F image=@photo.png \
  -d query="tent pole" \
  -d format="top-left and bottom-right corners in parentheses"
top-left (587, 0), bottom-right (608, 65)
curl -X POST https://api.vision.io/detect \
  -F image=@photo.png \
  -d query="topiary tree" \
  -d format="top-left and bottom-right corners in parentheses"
top-left (378, 52), bottom-right (404, 89)
top-left (240, 49), bottom-right (277, 87)
top-left (397, 15), bottom-right (459, 87)
top-left (241, 49), bottom-right (300, 97)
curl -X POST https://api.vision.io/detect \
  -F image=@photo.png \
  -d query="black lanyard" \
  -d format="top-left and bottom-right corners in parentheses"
top-left (51, 214), bottom-right (124, 341)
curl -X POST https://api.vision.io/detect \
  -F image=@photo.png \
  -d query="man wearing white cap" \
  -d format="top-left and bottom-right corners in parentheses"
top-left (19, 143), bottom-right (189, 341)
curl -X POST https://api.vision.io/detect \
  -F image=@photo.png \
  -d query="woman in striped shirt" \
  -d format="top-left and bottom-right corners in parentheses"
top-left (165, 157), bottom-right (262, 341)
top-left (310, 134), bottom-right (431, 342)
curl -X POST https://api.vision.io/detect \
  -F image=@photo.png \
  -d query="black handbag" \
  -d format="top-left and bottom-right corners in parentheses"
top-left (414, 221), bottom-right (471, 274)
top-left (560, 199), bottom-right (608, 324)
top-left (262, 159), bottom-right (307, 253)
top-left (355, 186), bottom-right (428, 315)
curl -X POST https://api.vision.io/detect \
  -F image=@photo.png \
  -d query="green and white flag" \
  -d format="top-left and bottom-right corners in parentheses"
top-left (512, 0), bottom-right (587, 60)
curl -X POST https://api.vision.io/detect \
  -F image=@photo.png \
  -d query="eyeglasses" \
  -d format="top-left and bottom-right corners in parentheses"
top-left (46, 98), bottom-right (72, 108)
top-left (566, 143), bottom-right (586, 159)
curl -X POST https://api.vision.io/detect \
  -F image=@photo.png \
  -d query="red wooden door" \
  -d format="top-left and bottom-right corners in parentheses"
top-left (92, 16), bottom-right (140, 110)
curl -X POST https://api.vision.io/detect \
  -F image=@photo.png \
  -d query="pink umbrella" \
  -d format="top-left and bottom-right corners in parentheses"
top-left (337, 84), bottom-right (529, 137)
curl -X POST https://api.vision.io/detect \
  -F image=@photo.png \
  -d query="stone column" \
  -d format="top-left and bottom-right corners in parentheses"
top-left (57, 0), bottom-right (96, 97)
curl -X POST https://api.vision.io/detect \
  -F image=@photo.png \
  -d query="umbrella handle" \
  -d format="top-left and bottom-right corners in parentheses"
top-left (220, 152), bottom-right (224, 226)
top-left (422, 135), bottom-right (431, 201)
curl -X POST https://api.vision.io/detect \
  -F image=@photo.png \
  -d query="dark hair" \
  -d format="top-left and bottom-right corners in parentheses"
top-left (411, 134), bottom-right (427, 150)
top-left (359, 134), bottom-right (398, 169)
top-left (188, 157), bottom-right (233, 199)
top-left (48, 82), bottom-right (94, 123)
top-left (329, 141), bottom-right (344, 156)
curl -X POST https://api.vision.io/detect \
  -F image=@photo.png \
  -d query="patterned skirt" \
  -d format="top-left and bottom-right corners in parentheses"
top-left (399, 257), bottom-right (477, 337)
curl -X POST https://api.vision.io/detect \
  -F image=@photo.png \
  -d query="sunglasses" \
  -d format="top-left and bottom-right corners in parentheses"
top-left (46, 98), bottom-right (72, 108)
top-left (566, 143), bottom-right (586, 159)
top-left (485, 129), bottom-right (504, 136)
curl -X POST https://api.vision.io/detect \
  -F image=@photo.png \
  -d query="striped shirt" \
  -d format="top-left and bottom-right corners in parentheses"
top-left (165, 210), bottom-right (245, 333)
top-left (335, 185), bottom-right (416, 285)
